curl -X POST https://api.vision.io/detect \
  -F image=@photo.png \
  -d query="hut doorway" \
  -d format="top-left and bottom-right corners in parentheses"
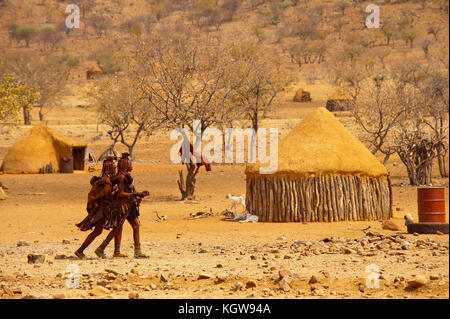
top-left (73, 147), bottom-right (86, 171)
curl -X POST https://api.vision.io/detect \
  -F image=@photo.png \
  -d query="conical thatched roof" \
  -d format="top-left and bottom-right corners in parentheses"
top-left (328, 87), bottom-right (353, 100)
top-left (1, 125), bottom-right (86, 174)
top-left (246, 107), bottom-right (388, 178)
top-left (88, 65), bottom-right (102, 73)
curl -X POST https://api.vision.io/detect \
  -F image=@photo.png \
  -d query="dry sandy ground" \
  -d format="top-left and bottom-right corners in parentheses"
top-left (0, 164), bottom-right (448, 299)
top-left (0, 99), bottom-right (448, 299)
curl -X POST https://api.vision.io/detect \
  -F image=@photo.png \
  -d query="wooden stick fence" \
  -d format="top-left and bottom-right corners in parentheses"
top-left (246, 175), bottom-right (392, 222)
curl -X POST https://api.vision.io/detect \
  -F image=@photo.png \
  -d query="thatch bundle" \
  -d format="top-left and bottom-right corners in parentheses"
top-left (245, 107), bottom-right (392, 222)
top-left (293, 88), bottom-right (311, 102)
top-left (325, 87), bottom-right (354, 111)
top-left (1, 125), bottom-right (87, 174)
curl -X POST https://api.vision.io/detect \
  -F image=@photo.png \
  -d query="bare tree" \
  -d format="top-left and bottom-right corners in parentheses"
top-left (38, 25), bottom-right (64, 52)
top-left (392, 125), bottom-right (440, 185)
top-left (355, 61), bottom-right (449, 184)
top-left (395, 56), bottom-right (449, 178)
top-left (91, 77), bottom-right (163, 160)
top-left (427, 26), bottom-right (442, 41)
top-left (231, 42), bottom-right (291, 132)
top-left (131, 36), bottom-right (239, 199)
top-left (353, 77), bottom-right (408, 163)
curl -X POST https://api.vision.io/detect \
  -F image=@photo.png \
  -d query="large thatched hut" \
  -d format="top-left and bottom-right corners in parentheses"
top-left (325, 87), bottom-right (354, 111)
top-left (245, 107), bottom-right (392, 222)
top-left (1, 125), bottom-right (87, 174)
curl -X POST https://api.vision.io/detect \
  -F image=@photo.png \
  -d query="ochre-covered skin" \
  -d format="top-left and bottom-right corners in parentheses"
top-left (246, 107), bottom-right (388, 178)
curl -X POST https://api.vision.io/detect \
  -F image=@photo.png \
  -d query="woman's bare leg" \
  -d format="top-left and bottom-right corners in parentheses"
top-left (113, 224), bottom-right (127, 257)
top-left (75, 217), bottom-right (105, 259)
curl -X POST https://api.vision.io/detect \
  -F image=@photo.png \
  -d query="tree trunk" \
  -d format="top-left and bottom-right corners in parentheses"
top-left (252, 112), bottom-right (258, 131)
top-left (178, 163), bottom-right (200, 200)
top-left (39, 106), bottom-right (45, 121)
top-left (127, 146), bottom-right (135, 161)
top-left (437, 144), bottom-right (448, 177)
top-left (23, 107), bottom-right (31, 125)
top-left (438, 154), bottom-right (448, 177)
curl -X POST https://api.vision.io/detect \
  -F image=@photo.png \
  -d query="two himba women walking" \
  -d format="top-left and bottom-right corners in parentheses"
top-left (74, 153), bottom-right (149, 259)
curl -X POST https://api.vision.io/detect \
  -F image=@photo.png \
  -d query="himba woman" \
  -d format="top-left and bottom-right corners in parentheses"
top-left (74, 156), bottom-right (117, 259)
top-left (94, 153), bottom-right (149, 258)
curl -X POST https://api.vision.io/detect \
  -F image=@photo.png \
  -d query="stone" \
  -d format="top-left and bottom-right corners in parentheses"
top-left (407, 276), bottom-right (428, 288)
top-left (106, 274), bottom-right (116, 281)
top-left (130, 268), bottom-right (139, 275)
top-left (27, 254), bottom-right (45, 264)
top-left (376, 243), bottom-right (389, 250)
top-left (104, 268), bottom-right (119, 275)
top-left (436, 231), bottom-right (443, 235)
top-left (279, 269), bottom-right (293, 280)
top-left (216, 264), bottom-right (223, 268)
top-left (401, 242), bottom-right (411, 250)
top-left (232, 281), bottom-right (243, 292)
top-left (270, 273), bottom-right (280, 281)
top-left (215, 274), bottom-right (228, 284)
top-left (90, 285), bottom-right (110, 296)
top-left (150, 283), bottom-right (157, 290)
top-left (160, 273), bottom-right (168, 282)
top-left (308, 275), bottom-right (319, 284)
top-left (128, 292), bottom-right (139, 299)
top-left (382, 220), bottom-right (401, 231)
top-left (413, 232), bottom-right (419, 236)
top-left (96, 280), bottom-right (108, 287)
top-left (53, 294), bottom-right (66, 299)
top-left (0, 187), bottom-right (6, 200)
top-left (279, 277), bottom-right (291, 292)
top-left (17, 240), bottom-right (29, 247)
top-left (246, 280), bottom-right (257, 289)
top-left (62, 239), bottom-right (71, 245)
top-left (343, 248), bottom-right (355, 254)
top-left (198, 273), bottom-right (213, 280)
top-left (429, 275), bottom-right (440, 281)
top-left (358, 283), bottom-right (365, 293)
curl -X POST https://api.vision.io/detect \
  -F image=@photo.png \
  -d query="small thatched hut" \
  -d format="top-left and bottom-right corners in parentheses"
top-left (1, 125), bottom-right (87, 174)
top-left (86, 65), bottom-right (102, 80)
top-left (325, 87), bottom-right (354, 111)
top-left (293, 88), bottom-right (311, 102)
top-left (245, 107), bottom-right (392, 222)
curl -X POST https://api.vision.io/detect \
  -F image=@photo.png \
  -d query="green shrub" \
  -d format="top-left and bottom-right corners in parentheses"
top-left (96, 52), bottom-right (122, 74)
top-left (11, 26), bottom-right (38, 47)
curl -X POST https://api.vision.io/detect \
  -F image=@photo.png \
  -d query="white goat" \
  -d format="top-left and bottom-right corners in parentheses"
top-left (226, 194), bottom-right (246, 213)
top-left (225, 210), bottom-right (259, 223)
top-left (404, 213), bottom-right (414, 226)
top-left (226, 211), bottom-right (247, 221)
top-left (239, 210), bottom-right (259, 223)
